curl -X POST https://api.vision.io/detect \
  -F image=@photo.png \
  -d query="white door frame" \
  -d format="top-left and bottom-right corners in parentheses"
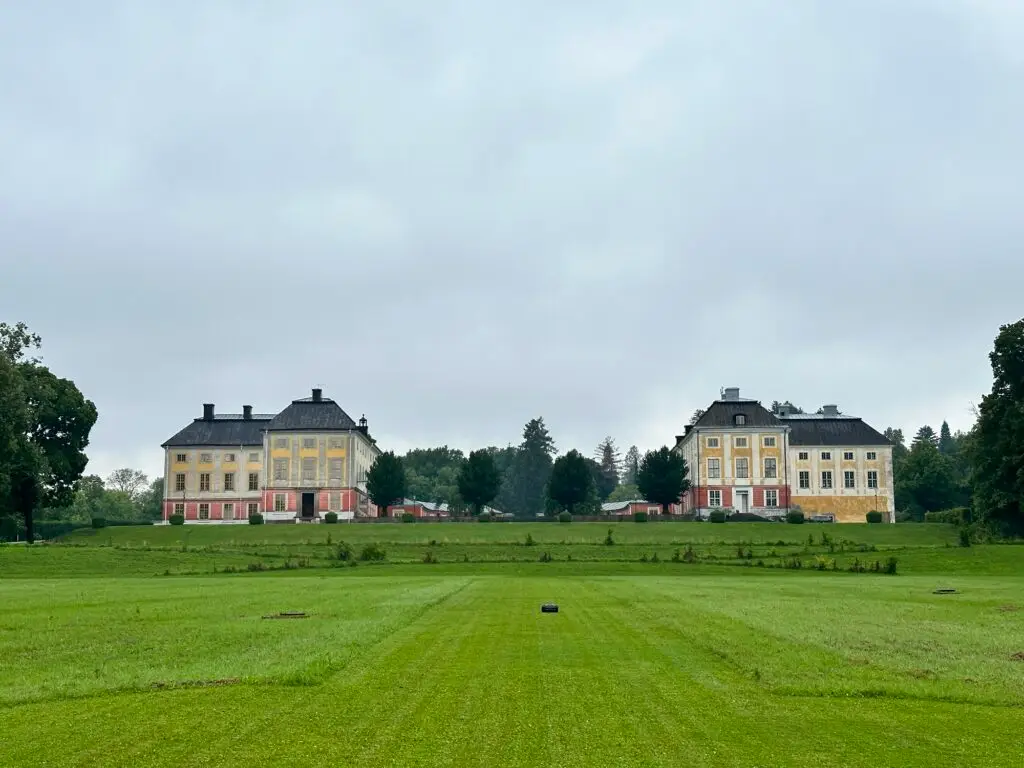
top-left (733, 487), bottom-right (752, 514)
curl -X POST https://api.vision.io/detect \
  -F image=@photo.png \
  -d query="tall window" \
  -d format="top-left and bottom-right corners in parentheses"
top-left (735, 457), bottom-right (749, 479)
top-left (273, 459), bottom-right (288, 482)
top-left (843, 451), bottom-right (854, 461)
top-left (867, 471), bottom-right (879, 489)
top-left (328, 492), bottom-right (341, 512)
top-left (765, 490), bottom-right (778, 508)
top-left (821, 471), bottom-right (833, 489)
top-left (274, 493), bottom-right (287, 512)
top-left (247, 502), bottom-right (259, 517)
top-left (301, 457), bottom-right (316, 482)
top-left (173, 502), bottom-right (185, 516)
top-left (199, 473), bottom-right (211, 492)
top-left (707, 458), bottom-right (721, 479)
top-left (798, 471), bottom-right (810, 489)
top-left (866, 451), bottom-right (877, 461)
top-left (708, 490), bottom-right (722, 507)
top-left (844, 471), bottom-right (855, 489)
top-left (329, 459), bottom-right (343, 483)
top-left (223, 503), bottom-right (235, 520)
top-left (248, 472), bottom-right (259, 491)
top-left (734, 414), bottom-right (746, 426)
top-left (763, 458), bottom-right (777, 479)
top-left (224, 473), bottom-right (235, 491)
top-left (763, 436), bottom-right (776, 447)
top-left (174, 473), bottom-right (186, 492)
top-left (198, 503), bottom-right (210, 520)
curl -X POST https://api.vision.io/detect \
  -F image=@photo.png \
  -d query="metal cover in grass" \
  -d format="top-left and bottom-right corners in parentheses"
top-left (262, 611), bottom-right (308, 619)
top-left (933, 588), bottom-right (958, 594)
top-left (541, 603), bottom-right (558, 613)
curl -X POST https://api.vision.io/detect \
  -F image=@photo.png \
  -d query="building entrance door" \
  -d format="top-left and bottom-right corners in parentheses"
top-left (735, 490), bottom-right (750, 515)
top-left (301, 492), bottom-right (315, 518)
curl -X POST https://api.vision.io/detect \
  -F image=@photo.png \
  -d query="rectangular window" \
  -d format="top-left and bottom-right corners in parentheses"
top-left (274, 438), bottom-right (287, 449)
top-left (798, 451), bottom-right (809, 461)
top-left (301, 457), bottom-right (316, 482)
top-left (273, 458), bottom-right (288, 481)
top-left (867, 471), bottom-right (879, 489)
top-left (866, 451), bottom-right (877, 461)
top-left (765, 490), bottom-right (778, 508)
top-left (199, 473), bottom-right (211, 492)
top-left (198, 503), bottom-right (210, 520)
top-left (224, 453), bottom-right (236, 463)
top-left (763, 458), bottom-right (777, 479)
top-left (329, 437), bottom-right (344, 450)
top-left (274, 493), bottom-right (287, 512)
top-left (844, 471), bottom-right (855, 488)
top-left (200, 453), bottom-right (212, 463)
top-left (735, 457), bottom-right (749, 479)
top-left (224, 473), bottom-right (235, 491)
top-left (173, 502), bottom-right (185, 516)
top-left (821, 471), bottom-right (833, 489)
top-left (223, 503), bottom-right (235, 520)
top-left (248, 472), bottom-right (259, 491)
top-left (329, 458), bottom-right (343, 482)
top-left (734, 437), bottom-right (748, 448)
top-left (799, 471), bottom-right (810, 489)
top-left (174, 473), bottom-right (186, 492)
top-left (763, 436), bottom-right (776, 447)
top-left (248, 452), bottom-right (260, 463)
top-left (175, 453), bottom-right (188, 463)
top-left (247, 502), bottom-right (259, 517)
top-left (303, 438), bottom-right (316, 450)
top-left (707, 458), bottom-right (721, 479)
top-left (328, 492), bottom-right (341, 512)
top-left (821, 452), bottom-right (832, 461)
top-left (706, 437), bottom-right (719, 448)
top-left (708, 490), bottom-right (722, 507)
top-left (843, 451), bottom-right (854, 461)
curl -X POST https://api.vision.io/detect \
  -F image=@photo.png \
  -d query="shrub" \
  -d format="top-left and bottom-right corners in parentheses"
top-left (604, 528), bottom-right (615, 546)
top-left (249, 513), bottom-right (264, 526)
top-left (524, 533), bottom-right (535, 546)
top-left (558, 511), bottom-right (572, 523)
top-left (650, 552), bottom-right (660, 563)
top-left (422, 550), bottom-right (438, 564)
top-left (247, 562), bottom-right (267, 572)
top-left (925, 508), bottom-right (966, 525)
top-left (786, 510), bottom-right (805, 524)
top-left (634, 511), bottom-right (648, 523)
top-left (336, 542), bottom-right (353, 561)
top-left (958, 527), bottom-right (972, 548)
top-left (539, 551), bottom-right (553, 562)
top-left (91, 517), bottom-right (106, 529)
top-left (359, 543), bottom-right (386, 562)
top-left (709, 510), bottom-right (727, 523)
top-left (324, 512), bottom-right (338, 524)
top-left (884, 557), bottom-right (898, 574)
top-left (727, 512), bottom-right (771, 522)
top-left (682, 544), bottom-right (697, 563)
top-left (866, 510), bottom-right (883, 524)
top-left (169, 514), bottom-right (185, 526)
top-left (401, 512), bottom-right (416, 523)
top-left (478, 512), bottom-right (492, 523)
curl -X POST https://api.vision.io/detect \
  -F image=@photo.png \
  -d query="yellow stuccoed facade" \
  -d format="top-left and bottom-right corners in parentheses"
top-left (790, 494), bottom-right (889, 523)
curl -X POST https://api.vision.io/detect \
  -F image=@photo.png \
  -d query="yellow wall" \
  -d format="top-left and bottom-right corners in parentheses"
top-left (791, 495), bottom-right (887, 523)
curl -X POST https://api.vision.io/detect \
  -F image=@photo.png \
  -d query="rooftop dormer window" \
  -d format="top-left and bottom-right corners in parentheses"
top-left (734, 414), bottom-right (746, 426)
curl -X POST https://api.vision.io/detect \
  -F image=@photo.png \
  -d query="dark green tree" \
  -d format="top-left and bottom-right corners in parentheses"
top-left (688, 409), bottom-right (705, 425)
top-left (366, 451), bottom-right (407, 518)
top-left (503, 418), bottom-right (556, 517)
top-left (897, 441), bottom-right (959, 519)
top-left (622, 445), bottom-right (641, 485)
top-left (606, 483), bottom-right (641, 503)
top-left (637, 447), bottom-right (690, 516)
top-left (913, 425), bottom-right (939, 447)
top-left (938, 421), bottom-right (955, 455)
top-left (967, 319), bottom-right (1024, 533)
top-left (403, 447), bottom-right (465, 507)
top-left (547, 450), bottom-right (594, 515)
top-left (593, 436), bottom-right (620, 500)
top-left (771, 400), bottom-right (805, 415)
top-left (457, 450), bottom-right (502, 516)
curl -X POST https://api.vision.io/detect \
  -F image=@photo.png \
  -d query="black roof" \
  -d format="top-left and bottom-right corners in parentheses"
top-left (162, 416), bottom-right (272, 447)
top-left (266, 396), bottom-right (358, 432)
top-left (693, 400), bottom-right (781, 428)
top-left (782, 417), bottom-right (891, 446)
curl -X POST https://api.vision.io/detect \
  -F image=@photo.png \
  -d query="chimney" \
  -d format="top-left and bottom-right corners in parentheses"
top-left (311, 388), bottom-right (322, 402)
top-left (203, 403), bottom-right (215, 421)
top-left (778, 404), bottom-right (792, 418)
top-left (822, 404), bottom-right (839, 417)
top-left (243, 405), bottom-right (252, 420)
top-left (723, 387), bottom-right (740, 401)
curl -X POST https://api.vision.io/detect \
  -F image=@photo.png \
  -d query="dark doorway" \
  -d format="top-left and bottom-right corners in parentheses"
top-left (301, 492), bottom-right (315, 519)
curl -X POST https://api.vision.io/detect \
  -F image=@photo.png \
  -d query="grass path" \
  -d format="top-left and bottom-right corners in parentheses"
top-left (2, 573), bottom-right (1021, 767)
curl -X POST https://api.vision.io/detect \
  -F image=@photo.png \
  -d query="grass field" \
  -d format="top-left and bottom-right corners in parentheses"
top-left (1, 522), bottom-right (1022, 766)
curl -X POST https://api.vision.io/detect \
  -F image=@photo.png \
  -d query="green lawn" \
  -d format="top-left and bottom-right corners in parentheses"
top-left (1, 523), bottom-right (1022, 766)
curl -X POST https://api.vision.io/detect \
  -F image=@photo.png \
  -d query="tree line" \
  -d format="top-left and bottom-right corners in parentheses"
top-left (366, 420), bottom-right (689, 518)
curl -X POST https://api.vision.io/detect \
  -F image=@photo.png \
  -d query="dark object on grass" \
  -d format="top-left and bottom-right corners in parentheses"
top-left (262, 611), bottom-right (308, 619)
top-left (933, 588), bottom-right (958, 594)
top-left (541, 603), bottom-right (558, 613)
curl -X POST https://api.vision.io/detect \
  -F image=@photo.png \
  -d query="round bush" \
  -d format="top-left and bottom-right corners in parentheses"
top-left (709, 510), bottom-right (727, 523)
top-left (401, 512), bottom-right (416, 523)
top-left (91, 517), bottom-right (106, 529)
top-left (558, 511), bottom-right (572, 523)
top-left (248, 512), bottom-right (264, 526)
top-left (633, 511), bottom-right (648, 523)
top-left (478, 512), bottom-right (492, 522)
top-left (168, 514), bottom-right (185, 526)
top-left (865, 510), bottom-right (883, 524)
top-left (324, 511), bottom-right (338, 524)
top-left (786, 510), bottom-right (806, 524)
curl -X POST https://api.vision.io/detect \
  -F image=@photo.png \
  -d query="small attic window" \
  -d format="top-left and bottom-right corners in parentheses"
top-left (734, 414), bottom-right (746, 426)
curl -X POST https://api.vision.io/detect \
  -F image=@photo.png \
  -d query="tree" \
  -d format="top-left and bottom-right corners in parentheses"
top-left (593, 437), bottom-right (620, 500)
top-left (913, 425), bottom-right (938, 447)
top-left (106, 468), bottom-right (150, 500)
top-left (637, 447), bottom-right (690, 516)
top-left (771, 400), bottom-right (804, 415)
top-left (622, 446), bottom-right (641, 485)
top-left (547, 450), bottom-right (594, 515)
top-left (138, 477), bottom-right (164, 521)
top-left (884, 427), bottom-right (909, 465)
top-left (457, 450), bottom-right (502, 516)
top-left (0, 323), bottom-right (96, 543)
top-left (938, 421), bottom-right (956, 455)
top-left (898, 441), bottom-right (960, 518)
top-left (967, 318), bottom-right (1024, 533)
top-left (606, 483), bottom-right (641, 503)
top-left (688, 409), bottom-right (705, 426)
top-left (403, 446), bottom-right (465, 506)
top-left (502, 418), bottom-right (556, 517)
top-left (366, 451), bottom-right (407, 518)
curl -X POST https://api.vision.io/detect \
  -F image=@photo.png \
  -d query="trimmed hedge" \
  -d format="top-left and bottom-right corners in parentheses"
top-left (924, 508), bottom-right (966, 525)
top-left (786, 510), bottom-right (805, 524)
top-left (401, 512), bottom-right (416, 523)
top-left (866, 510), bottom-right (884, 524)
top-left (91, 517), bottom-right (107, 529)
top-left (558, 511), bottom-right (572, 523)
top-left (709, 510), bottom-right (727, 523)
top-left (169, 514), bottom-right (185, 526)
top-left (324, 512), bottom-right (338, 524)
top-left (248, 513), bottom-right (264, 525)
top-left (633, 511), bottom-right (648, 522)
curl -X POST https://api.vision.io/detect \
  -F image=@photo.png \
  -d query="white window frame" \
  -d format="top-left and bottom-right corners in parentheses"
top-left (198, 503), bottom-right (210, 520)
top-left (224, 472), bottom-right (235, 492)
top-left (199, 473), bottom-right (211, 492)
top-left (247, 502), bottom-right (260, 517)
top-left (224, 453), bottom-right (236, 463)
top-left (798, 471), bottom-right (810, 489)
top-left (301, 457), bottom-right (316, 482)
top-left (273, 459), bottom-right (288, 482)
top-left (328, 492), bottom-right (341, 512)
top-left (708, 490), bottom-right (722, 508)
top-left (302, 438), bottom-right (316, 450)
top-left (821, 471), bottom-right (833, 489)
top-left (200, 453), bottom-right (213, 463)
top-left (248, 472), bottom-right (260, 491)
top-left (798, 451), bottom-right (809, 461)
top-left (223, 503), bottom-right (235, 520)
top-left (735, 457), bottom-right (749, 479)
top-left (867, 471), bottom-right (879, 489)
top-left (763, 436), bottom-right (777, 447)
top-left (173, 502), bottom-right (185, 516)
top-left (821, 451), bottom-right (832, 461)
top-left (765, 489), bottom-right (778, 508)
top-left (734, 414), bottom-right (746, 426)
top-left (174, 473), bottom-right (186, 492)
top-left (328, 458), bottom-right (343, 483)
top-left (175, 453), bottom-right (188, 463)
top-left (274, 438), bottom-right (288, 449)
top-left (329, 438), bottom-right (344, 450)
top-left (707, 458), bottom-right (721, 479)
top-left (274, 493), bottom-right (287, 512)
top-left (763, 458), bottom-right (777, 479)
top-left (706, 437), bottom-right (719, 448)
top-left (866, 451), bottom-right (877, 461)
top-left (843, 451), bottom-right (854, 461)
top-left (844, 471), bottom-right (855, 489)
top-left (734, 437), bottom-right (748, 448)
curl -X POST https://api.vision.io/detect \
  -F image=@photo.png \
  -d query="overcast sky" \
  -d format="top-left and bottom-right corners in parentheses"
top-left (2, 1), bottom-right (1022, 482)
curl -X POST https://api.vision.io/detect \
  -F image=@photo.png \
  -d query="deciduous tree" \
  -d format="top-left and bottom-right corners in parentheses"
top-left (366, 451), bottom-right (407, 518)
top-left (546, 450), bottom-right (593, 515)
top-left (457, 450), bottom-right (502, 516)
top-left (106, 468), bottom-right (150, 500)
top-left (637, 447), bottom-right (690, 516)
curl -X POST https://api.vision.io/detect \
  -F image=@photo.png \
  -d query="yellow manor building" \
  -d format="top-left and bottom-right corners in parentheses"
top-left (674, 388), bottom-right (895, 523)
